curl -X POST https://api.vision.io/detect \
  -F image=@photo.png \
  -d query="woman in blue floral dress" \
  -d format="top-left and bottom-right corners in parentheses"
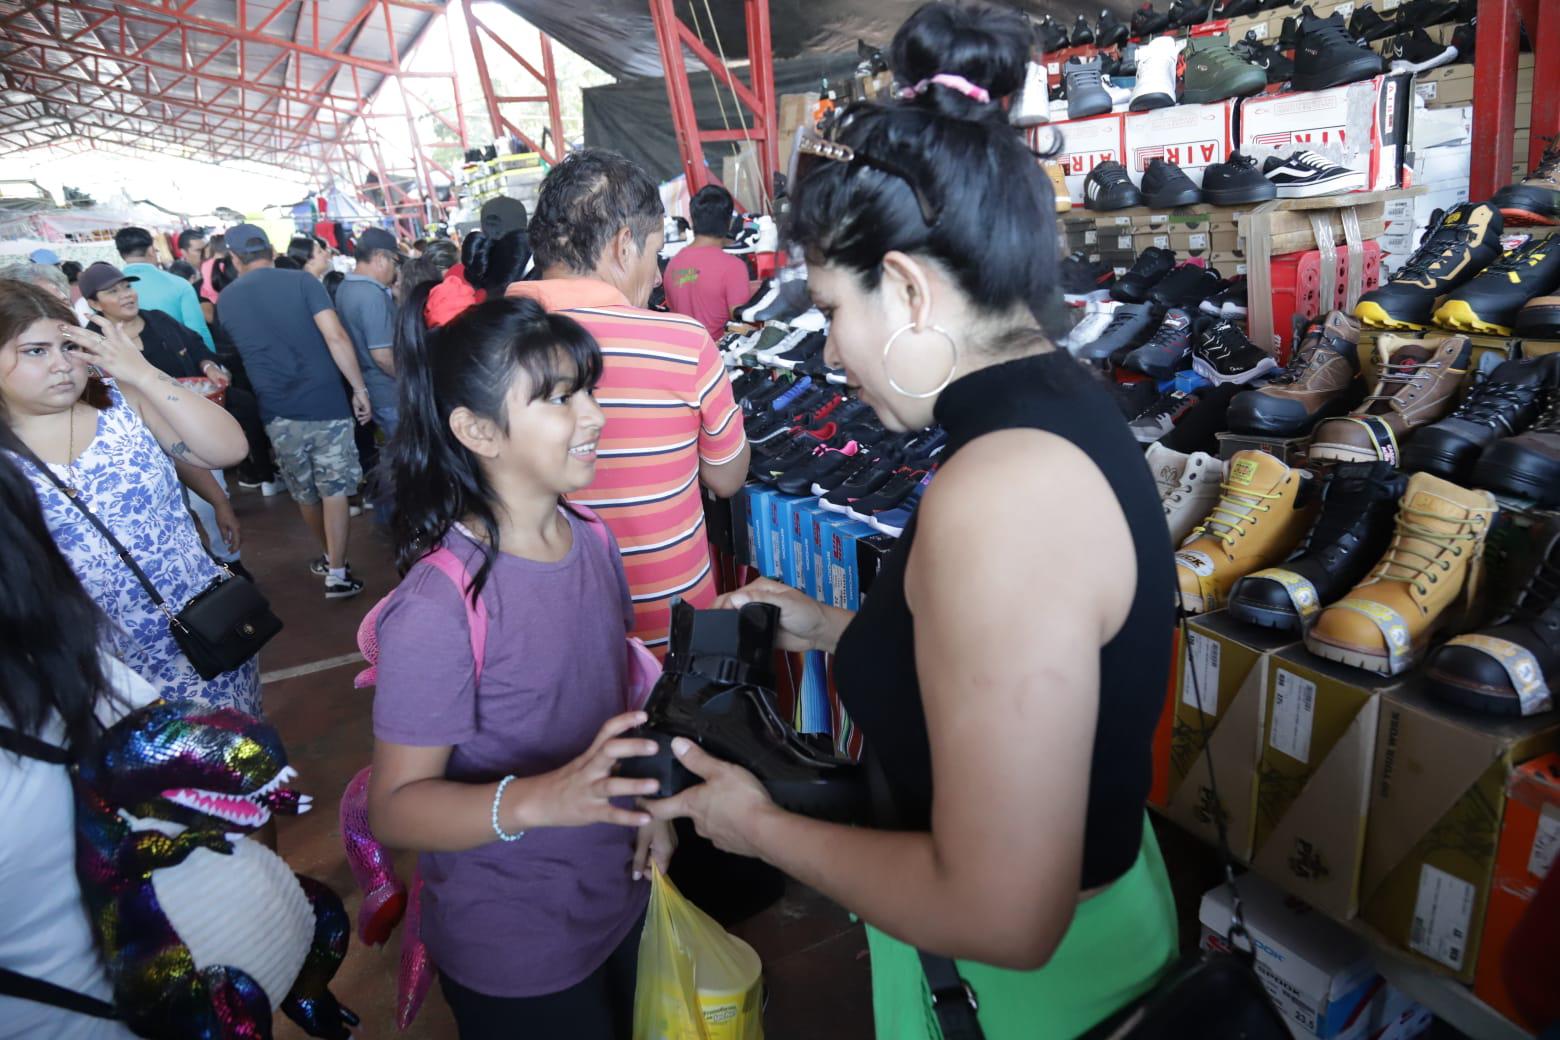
top-left (0, 279), bottom-right (260, 714)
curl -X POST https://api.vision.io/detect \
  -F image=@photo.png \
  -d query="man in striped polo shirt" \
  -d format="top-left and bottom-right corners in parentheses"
top-left (509, 150), bottom-right (750, 653)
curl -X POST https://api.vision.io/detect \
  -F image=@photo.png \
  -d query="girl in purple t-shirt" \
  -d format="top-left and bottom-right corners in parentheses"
top-left (367, 297), bottom-right (674, 1039)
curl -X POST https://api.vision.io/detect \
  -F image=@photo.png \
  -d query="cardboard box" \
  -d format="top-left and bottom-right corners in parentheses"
top-left (1165, 611), bottom-right (1303, 860)
top-left (1035, 113), bottom-right (1126, 201)
top-left (824, 519), bottom-right (878, 610)
top-left (790, 500), bottom-right (833, 598)
top-left (1415, 57), bottom-right (1532, 110)
top-left (743, 485), bottom-right (777, 577)
top-left (1251, 648), bottom-right (1404, 919)
top-left (1238, 73), bottom-right (1413, 192)
top-left (1123, 100), bottom-right (1237, 189)
top-left (1360, 686), bottom-right (1560, 981)
top-left (1475, 753), bottom-right (1560, 1028)
top-left (809, 511), bottom-right (850, 603)
top-left (1201, 873), bottom-right (1431, 1040)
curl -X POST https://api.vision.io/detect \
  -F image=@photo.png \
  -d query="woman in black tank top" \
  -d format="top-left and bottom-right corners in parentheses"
top-left (647, 5), bottom-right (1179, 1036)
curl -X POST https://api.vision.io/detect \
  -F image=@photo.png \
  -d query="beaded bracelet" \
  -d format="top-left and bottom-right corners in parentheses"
top-left (491, 774), bottom-right (526, 842)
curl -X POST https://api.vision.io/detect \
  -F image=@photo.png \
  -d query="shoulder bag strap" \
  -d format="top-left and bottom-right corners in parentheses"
top-left (0, 725), bottom-right (72, 764)
top-left (15, 446), bottom-right (171, 616)
top-left (0, 966), bottom-right (119, 1020)
top-left (420, 548), bottom-right (489, 685)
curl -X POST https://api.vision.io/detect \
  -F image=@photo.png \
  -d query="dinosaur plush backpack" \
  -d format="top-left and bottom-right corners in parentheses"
top-left (340, 506), bottom-right (661, 1028)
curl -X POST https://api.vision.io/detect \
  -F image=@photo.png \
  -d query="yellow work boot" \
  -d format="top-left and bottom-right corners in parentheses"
top-left (1045, 161), bottom-right (1073, 213)
top-left (1305, 473), bottom-right (1497, 676)
top-left (1174, 450), bottom-right (1317, 614)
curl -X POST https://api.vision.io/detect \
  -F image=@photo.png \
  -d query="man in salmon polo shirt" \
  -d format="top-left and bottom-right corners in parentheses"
top-left (508, 149), bottom-right (750, 654)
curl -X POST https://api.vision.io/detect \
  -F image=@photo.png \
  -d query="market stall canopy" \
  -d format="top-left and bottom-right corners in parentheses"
top-left (498, 0), bottom-right (1133, 79)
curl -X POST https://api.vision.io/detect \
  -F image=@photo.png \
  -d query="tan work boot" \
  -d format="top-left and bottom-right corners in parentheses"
top-left (1174, 450), bottom-right (1317, 613)
top-left (1045, 161), bottom-right (1073, 213)
top-left (1305, 473), bottom-right (1497, 676)
top-left (1492, 138), bottom-right (1560, 226)
top-left (1308, 335), bottom-right (1472, 465)
top-left (1227, 309), bottom-right (1363, 436)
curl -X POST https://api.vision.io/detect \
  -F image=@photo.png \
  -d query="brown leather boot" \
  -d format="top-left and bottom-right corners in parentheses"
top-left (1226, 309), bottom-right (1362, 436)
top-left (1305, 473), bottom-right (1497, 676)
top-left (1308, 335), bottom-right (1472, 465)
top-left (1174, 449), bottom-right (1317, 613)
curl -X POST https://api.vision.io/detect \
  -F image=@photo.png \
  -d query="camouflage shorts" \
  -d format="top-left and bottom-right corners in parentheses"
top-left (264, 417), bottom-right (362, 505)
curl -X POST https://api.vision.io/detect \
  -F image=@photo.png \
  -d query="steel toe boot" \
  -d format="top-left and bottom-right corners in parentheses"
top-left (1309, 335), bottom-right (1472, 464)
top-left (1403, 354), bottom-right (1556, 483)
top-left (1305, 473), bottom-right (1497, 675)
top-left (1355, 203), bottom-right (1503, 329)
top-left (1434, 237), bottom-right (1560, 336)
top-left (1517, 295), bottom-right (1560, 338)
top-left (1475, 384), bottom-right (1560, 506)
top-left (1146, 443), bottom-right (1225, 546)
top-left (1491, 138), bottom-right (1560, 226)
top-left (1174, 450), bottom-right (1317, 613)
top-left (1229, 462), bottom-right (1407, 632)
top-left (1427, 516), bottom-right (1560, 716)
top-left (1227, 309), bottom-right (1362, 435)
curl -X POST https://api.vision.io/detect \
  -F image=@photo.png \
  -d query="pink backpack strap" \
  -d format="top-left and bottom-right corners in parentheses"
top-left (571, 503), bottom-right (613, 554)
top-left (418, 547), bottom-right (489, 684)
top-left (572, 504), bottom-right (664, 707)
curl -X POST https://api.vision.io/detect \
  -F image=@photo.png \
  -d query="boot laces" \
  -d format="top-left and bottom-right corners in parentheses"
top-left (1270, 326), bottom-right (1328, 384)
top-left (1070, 61), bottom-right (1104, 88)
top-left (1193, 481), bottom-right (1281, 546)
top-left (1529, 388), bottom-right (1560, 434)
top-left (1363, 355), bottom-right (1440, 408)
top-left (1510, 543), bottom-right (1560, 626)
top-left (1484, 240), bottom-right (1549, 278)
top-left (1449, 380), bottom-right (1543, 432)
top-left (1370, 503), bottom-right (1485, 598)
top-left (1396, 220), bottom-right (1478, 282)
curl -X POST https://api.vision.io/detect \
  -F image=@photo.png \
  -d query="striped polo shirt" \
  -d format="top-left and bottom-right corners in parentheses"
top-left (506, 278), bottom-right (747, 651)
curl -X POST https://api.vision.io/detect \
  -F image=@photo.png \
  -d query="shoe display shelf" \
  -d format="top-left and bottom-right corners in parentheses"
top-left (1213, 429), bottom-right (1311, 464)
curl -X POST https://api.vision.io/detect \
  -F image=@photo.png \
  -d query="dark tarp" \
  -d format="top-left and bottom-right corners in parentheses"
top-left (583, 53), bottom-right (861, 183)
top-left (499, 0), bottom-right (1134, 80)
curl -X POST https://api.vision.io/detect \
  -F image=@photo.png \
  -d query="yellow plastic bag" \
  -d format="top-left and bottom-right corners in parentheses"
top-left (633, 865), bottom-right (765, 1040)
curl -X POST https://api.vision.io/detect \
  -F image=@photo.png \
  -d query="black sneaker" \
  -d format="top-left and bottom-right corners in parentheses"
top-left (1397, 0), bottom-right (1462, 28)
top-left (325, 570), bottom-right (365, 600)
top-left (1097, 9), bottom-right (1130, 47)
top-left (1192, 321), bottom-right (1280, 386)
top-left (1124, 308), bottom-right (1197, 380)
top-left (1232, 31), bottom-right (1295, 83)
top-left (1111, 248), bottom-right (1177, 305)
top-left (1061, 251), bottom-right (1118, 304)
top-left (1150, 263), bottom-right (1224, 312)
top-left (1355, 203), bottom-right (1504, 330)
top-left (1382, 26), bottom-right (1458, 70)
top-left (1038, 15), bottom-right (1071, 53)
top-left (1215, 0), bottom-right (1261, 14)
top-left (1071, 14), bottom-right (1096, 45)
top-left (1228, 462), bottom-right (1407, 632)
top-left (1201, 152), bottom-right (1279, 205)
top-left (1141, 158), bottom-right (1203, 208)
top-left (1157, 383), bottom-right (1242, 456)
top-left (1263, 150), bottom-right (1366, 198)
top-left (1426, 516), bottom-right (1560, 718)
top-left (1083, 160), bottom-right (1144, 211)
top-left (739, 271), bottom-right (810, 324)
top-left (1278, 13), bottom-right (1301, 48)
top-left (1129, 389), bottom-right (1204, 443)
top-left (1199, 277), bottom-right (1249, 320)
top-left (309, 555), bottom-right (330, 577)
top-left (1348, 3), bottom-right (1398, 42)
top-left (1131, 2), bottom-right (1174, 37)
top-left (1404, 356), bottom-right (1556, 483)
top-left (1435, 237), bottom-right (1560, 336)
top-left (1168, 0), bottom-right (1214, 28)
top-left (1079, 302), bottom-right (1160, 361)
top-left (772, 331), bottom-right (827, 370)
top-left (1293, 6), bottom-right (1386, 90)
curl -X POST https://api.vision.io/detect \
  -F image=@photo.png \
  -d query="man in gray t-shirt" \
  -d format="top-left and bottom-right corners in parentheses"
top-left (333, 227), bottom-right (402, 435)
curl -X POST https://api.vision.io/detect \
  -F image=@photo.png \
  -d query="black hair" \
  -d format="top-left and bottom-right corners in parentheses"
top-left (236, 245), bottom-right (276, 266)
top-left (168, 260), bottom-right (199, 283)
top-left (529, 148), bottom-right (664, 274)
top-left (0, 448), bottom-right (119, 755)
top-left (460, 230), bottom-right (486, 270)
top-left (464, 228), bottom-right (531, 297)
top-left (272, 255), bottom-right (300, 270)
top-left (207, 233), bottom-right (228, 257)
top-left (114, 226), bottom-right (155, 258)
top-left (60, 260), bottom-right (82, 283)
top-left (176, 228), bottom-right (206, 252)
top-left (323, 269), bottom-right (345, 301)
top-left (399, 238), bottom-right (459, 305)
top-left (788, 2), bottom-right (1059, 326)
top-left (690, 185), bottom-right (736, 238)
top-left (389, 296), bottom-right (603, 598)
top-left (208, 255), bottom-right (239, 293)
top-left (287, 234), bottom-right (326, 268)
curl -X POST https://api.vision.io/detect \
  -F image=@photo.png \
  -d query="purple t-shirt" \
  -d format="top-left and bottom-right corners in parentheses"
top-left (372, 512), bottom-right (649, 997)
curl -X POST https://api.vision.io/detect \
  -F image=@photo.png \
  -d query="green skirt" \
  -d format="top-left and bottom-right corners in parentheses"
top-left (867, 817), bottom-right (1178, 1040)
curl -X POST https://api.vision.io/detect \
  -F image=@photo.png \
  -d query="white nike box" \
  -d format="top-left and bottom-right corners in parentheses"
top-left (1236, 73), bottom-right (1413, 193)
top-left (1122, 100), bottom-right (1237, 189)
top-left (1032, 113), bottom-right (1126, 202)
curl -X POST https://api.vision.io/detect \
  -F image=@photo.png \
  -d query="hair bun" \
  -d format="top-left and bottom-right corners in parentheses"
top-left (890, 2), bottom-right (1031, 120)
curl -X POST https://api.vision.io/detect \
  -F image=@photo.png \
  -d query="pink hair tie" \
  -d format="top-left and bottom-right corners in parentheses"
top-left (900, 73), bottom-right (992, 104)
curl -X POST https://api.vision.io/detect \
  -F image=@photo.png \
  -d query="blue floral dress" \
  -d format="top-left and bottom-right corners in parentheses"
top-left (11, 384), bottom-right (262, 714)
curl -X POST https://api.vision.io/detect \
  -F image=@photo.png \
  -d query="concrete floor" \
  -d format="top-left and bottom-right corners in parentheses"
top-left (237, 486), bottom-right (873, 1040)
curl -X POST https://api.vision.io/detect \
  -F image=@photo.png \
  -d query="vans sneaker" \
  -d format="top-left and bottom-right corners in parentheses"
top-left (1263, 150), bottom-right (1366, 198)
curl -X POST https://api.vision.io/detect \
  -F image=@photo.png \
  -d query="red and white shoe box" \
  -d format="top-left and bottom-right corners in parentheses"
top-left (1237, 73), bottom-right (1412, 193)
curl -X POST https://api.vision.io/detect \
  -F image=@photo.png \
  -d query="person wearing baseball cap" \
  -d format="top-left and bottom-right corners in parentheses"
top-left (480, 196), bottom-right (527, 238)
top-left (215, 222), bottom-right (374, 599)
top-left (28, 247), bottom-right (60, 265)
top-left (334, 226), bottom-right (403, 435)
top-left (114, 225), bottom-right (214, 351)
top-left (76, 261), bottom-right (139, 300)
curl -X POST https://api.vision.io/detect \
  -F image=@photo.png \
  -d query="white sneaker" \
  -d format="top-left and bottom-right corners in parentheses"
top-left (789, 308), bottom-right (828, 332)
top-left (1063, 300), bottom-right (1122, 354)
top-left (1162, 450), bottom-right (1225, 547)
top-left (1144, 442), bottom-right (1190, 500)
top-left (1104, 77), bottom-right (1134, 109)
top-left (1010, 60), bottom-right (1051, 127)
top-left (1130, 37), bottom-right (1180, 112)
top-left (261, 480), bottom-right (282, 496)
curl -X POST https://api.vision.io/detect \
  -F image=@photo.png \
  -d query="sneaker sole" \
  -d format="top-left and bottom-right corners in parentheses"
top-left (1307, 440), bottom-right (1384, 464)
top-left (1292, 60), bottom-right (1386, 92)
top-left (1144, 187), bottom-right (1203, 208)
top-left (326, 587), bottom-right (365, 600)
top-left (1226, 595), bottom-right (1304, 633)
top-left (1274, 173), bottom-right (1367, 198)
top-left (1353, 300), bottom-right (1428, 331)
top-left (1192, 355), bottom-right (1279, 386)
top-left (1064, 289), bottom-right (1114, 306)
top-left (1498, 207), bottom-right (1560, 227)
top-left (1129, 93), bottom-right (1176, 111)
top-left (1180, 83), bottom-right (1265, 104)
top-left (1201, 184), bottom-right (1278, 205)
top-left (1304, 630), bottom-right (1419, 677)
top-left (1432, 299), bottom-right (1514, 336)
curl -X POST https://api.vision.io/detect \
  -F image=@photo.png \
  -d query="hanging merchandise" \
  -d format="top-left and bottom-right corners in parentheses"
top-left (633, 866), bottom-right (764, 1040)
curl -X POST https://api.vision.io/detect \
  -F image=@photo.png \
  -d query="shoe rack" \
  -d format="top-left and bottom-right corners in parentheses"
top-left (1470, 0), bottom-right (1557, 200)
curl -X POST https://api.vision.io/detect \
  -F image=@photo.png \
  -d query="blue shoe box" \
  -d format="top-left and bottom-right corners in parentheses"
top-left (825, 517), bottom-right (878, 610)
top-left (745, 486), bottom-right (779, 579)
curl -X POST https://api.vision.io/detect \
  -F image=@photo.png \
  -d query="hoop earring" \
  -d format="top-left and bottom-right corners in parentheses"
top-left (882, 323), bottom-right (959, 400)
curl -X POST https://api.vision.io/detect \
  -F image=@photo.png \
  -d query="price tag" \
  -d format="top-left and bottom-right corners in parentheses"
top-left (1410, 864), bottom-right (1475, 971)
top-left (1250, 21), bottom-right (1269, 40)
top-left (1154, 234), bottom-right (1171, 250)
top-left (1113, 216), bottom-right (1133, 227)
top-left (1181, 632), bottom-right (1221, 715)
top-left (1084, 229), bottom-right (1098, 244)
top-left (1118, 234), bottom-right (1134, 250)
top-left (1190, 232), bottom-right (1209, 249)
top-left (1335, 2), bottom-right (1355, 17)
top-left (1269, 668), bottom-right (1316, 764)
top-left (1530, 805), bottom-right (1560, 880)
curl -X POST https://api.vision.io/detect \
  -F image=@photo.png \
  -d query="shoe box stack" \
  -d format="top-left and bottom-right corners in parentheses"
top-left (1132, 211), bottom-right (1560, 1027)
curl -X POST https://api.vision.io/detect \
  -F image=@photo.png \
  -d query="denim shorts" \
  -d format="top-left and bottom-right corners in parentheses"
top-left (264, 417), bottom-right (362, 504)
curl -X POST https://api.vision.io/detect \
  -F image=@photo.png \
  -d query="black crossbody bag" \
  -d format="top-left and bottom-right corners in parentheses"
top-left (915, 601), bottom-right (1293, 1040)
top-left (26, 454), bottom-right (281, 680)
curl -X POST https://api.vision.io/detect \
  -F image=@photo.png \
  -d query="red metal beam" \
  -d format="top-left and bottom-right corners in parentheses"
top-left (1470, 0), bottom-right (1533, 198)
top-left (459, 0), bottom-right (562, 164)
top-left (1531, 0), bottom-right (1559, 172)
